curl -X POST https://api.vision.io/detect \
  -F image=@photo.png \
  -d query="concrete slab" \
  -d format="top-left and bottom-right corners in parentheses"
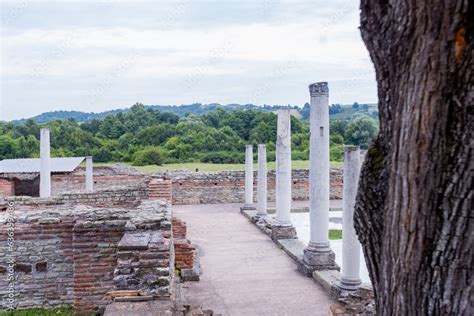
top-left (173, 203), bottom-right (335, 316)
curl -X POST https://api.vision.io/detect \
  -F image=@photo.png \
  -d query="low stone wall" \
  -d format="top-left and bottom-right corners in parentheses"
top-left (51, 166), bottom-right (149, 196)
top-left (0, 185), bottom-right (149, 208)
top-left (160, 169), bottom-right (343, 205)
top-left (0, 199), bottom-right (172, 314)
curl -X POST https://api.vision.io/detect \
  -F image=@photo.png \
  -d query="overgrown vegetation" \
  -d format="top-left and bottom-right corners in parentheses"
top-left (0, 306), bottom-right (73, 316)
top-left (0, 103), bottom-right (379, 164)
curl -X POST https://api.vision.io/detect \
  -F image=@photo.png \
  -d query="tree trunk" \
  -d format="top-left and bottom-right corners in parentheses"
top-left (354, 1), bottom-right (473, 315)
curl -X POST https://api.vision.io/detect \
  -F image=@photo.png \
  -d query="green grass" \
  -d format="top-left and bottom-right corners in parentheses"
top-left (328, 229), bottom-right (342, 240)
top-left (132, 160), bottom-right (343, 172)
top-left (330, 104), bottom-right (378, 120)
top-left (0, 306), bottom-right (73, 316)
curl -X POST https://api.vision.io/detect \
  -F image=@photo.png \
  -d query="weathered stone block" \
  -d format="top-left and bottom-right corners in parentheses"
top-left (117, 232), bottom-right (151, 251)
top-left (270, 225), bottom-right (297, 240)
top-left (303, 249), bottom-right (339, 270)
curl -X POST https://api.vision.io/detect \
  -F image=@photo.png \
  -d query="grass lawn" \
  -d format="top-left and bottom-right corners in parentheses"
top-left (329, 229), bottom-right (342, 240)
top-left (132, 160), bottom-right (343, 172)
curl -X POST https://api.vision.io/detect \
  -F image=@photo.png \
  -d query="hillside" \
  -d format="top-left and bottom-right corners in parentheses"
top-left (10, 102), bottom-right (378, 124)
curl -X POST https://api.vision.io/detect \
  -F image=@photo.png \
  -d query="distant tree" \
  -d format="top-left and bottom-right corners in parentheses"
top-left (344, 116), bottom-right (379, 149)
top-left (352, 102), bottom-right (360, 108)
top-left (92, 147), bottom-right (113, 162)
top-left (330, 120), bottom-right (348, 139)
top-left (136, 124), bottom-right (176, 146)
top-left (0, 135), bottom-right (17, 159)
top-left (132, 147), bottom-right (164, 166)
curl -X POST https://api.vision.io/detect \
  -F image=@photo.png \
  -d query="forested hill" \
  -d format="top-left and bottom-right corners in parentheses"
top-left (11, 102), bottom-right (378, 124)
top-left (0, 103), bottom-right (379, 166)
top-left (11, 103), bottom-right (295, 124)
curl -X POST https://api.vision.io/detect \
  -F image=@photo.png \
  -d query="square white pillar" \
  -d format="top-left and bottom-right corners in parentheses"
top-left (256, 144), bottom-right (268, 217)
top-left (85, 156), bottom-right (93, 192)
top-left (40, 128), bottom-right (51, 198)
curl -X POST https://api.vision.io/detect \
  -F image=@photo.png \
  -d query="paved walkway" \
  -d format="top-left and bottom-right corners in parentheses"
top-left (174, 203), bottom-right (334, 316)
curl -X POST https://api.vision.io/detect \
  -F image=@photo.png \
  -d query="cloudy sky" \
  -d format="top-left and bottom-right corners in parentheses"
top-left (0, 0), bottom-right (376, 121)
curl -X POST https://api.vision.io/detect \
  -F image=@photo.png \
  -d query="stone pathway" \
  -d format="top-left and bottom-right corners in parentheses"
top-left (174, 203), bottom-right (334, 316)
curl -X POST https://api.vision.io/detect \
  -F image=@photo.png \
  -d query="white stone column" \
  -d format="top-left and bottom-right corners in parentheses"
top-left (338, 145), bottom-right (362, 290)
top-left (85, 156), bottom-right (93, 192)
top-left (40, 128), bottom-right (51, 198)
top-left (307, 81), bottom-right (331, 252)
top-left (303, 82), bottom-right (337, 269)
top-left (244, 144), bottom-right (254, 208)
top-left (256, 144), bottom-right (267, 217)
top-left (275, 109), bottom-right (292, 226)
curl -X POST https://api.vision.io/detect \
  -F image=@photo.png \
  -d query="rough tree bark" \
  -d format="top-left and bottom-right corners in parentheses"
top-left (354, 1), bottom-right (473, 315)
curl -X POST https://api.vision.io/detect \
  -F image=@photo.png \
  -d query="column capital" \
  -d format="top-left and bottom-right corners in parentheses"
top-left (344, 145), bottom-right (360, 152)
top-left (309, 82), bottom-right (329, 97)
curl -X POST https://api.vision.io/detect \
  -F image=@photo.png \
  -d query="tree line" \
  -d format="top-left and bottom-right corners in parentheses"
top-left (0, 103), bottom-right (379, 166)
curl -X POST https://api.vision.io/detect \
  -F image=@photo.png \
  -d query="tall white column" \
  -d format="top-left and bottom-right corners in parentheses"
top-left (308, 81), bottom-right (331, 252)
top-left (302, 82), bottom-right (337, 270)
top-left (275, 109), bottom-right (292, 226)
top-left (40, 128), bottom-right (51, 198)
top-left (85, 156), bottom-right (93, 192)
top-left (244, 144), bottom-right (254, 208)
top-left (339, 146), bottom-right (362, 290)
top-left (256, 144), bottom-right (268, 217)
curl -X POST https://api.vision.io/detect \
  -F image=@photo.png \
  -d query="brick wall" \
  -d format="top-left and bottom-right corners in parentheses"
top-left (0, 200), bottom-right (172, 314)
top-left (51, 174), bottom-right (148, 196)
top-left (172, 218), bottom-right (194, 271)
top-left (167, 169), bottom-right (343, 205)
top-left (148, 179), bottom-right (172, 202)
top-left (0, 179), bottom-right (14, 197)
top-left (0, 186), bottom-right (149, 208)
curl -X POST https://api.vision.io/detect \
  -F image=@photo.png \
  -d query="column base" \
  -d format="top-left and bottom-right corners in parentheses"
top-left (269, 223), bottom-right (297, 240)
top-left (252, 213), bottom-right (268, 223)
top-left (301, 247), bottom-right (339, 272)
top-left (336, 277), bottom-right (362, 291)
top-left (240, 204), bottom-right (256, 212)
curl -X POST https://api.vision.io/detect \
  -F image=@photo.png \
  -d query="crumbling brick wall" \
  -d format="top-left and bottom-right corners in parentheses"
top-left (172, 218), bottom-right (194, 270)
top-left (167, 169), bottom-right (343, 205)
top-left (0, 179), bottom-right (14, 197)
top-left (1, 186), bottom-right (148, 207)
top-left (51, 174), bottom-right (148, 196)
top-left (148, 179), bottom-right (172, 202)
top-left (0, 199), bottom-right (173, 314)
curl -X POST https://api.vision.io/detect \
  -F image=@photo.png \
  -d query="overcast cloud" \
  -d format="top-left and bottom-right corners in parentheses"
top-left (0, 0), bottom-right (376, 121)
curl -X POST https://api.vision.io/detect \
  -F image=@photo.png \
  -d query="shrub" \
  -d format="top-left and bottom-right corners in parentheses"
top-left (92, 147), bottom-right (113, 162)
top-left (292, 151), bottom-right (308, 161)
top-left (200, 151), bottom-right (244, 164)
top-left (132, 147), bottom-right (164, 166)
top-left (330, 145), bottom-right (344, 162)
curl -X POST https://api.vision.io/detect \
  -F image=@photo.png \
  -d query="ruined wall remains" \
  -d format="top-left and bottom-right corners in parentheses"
top-left (4, 185), bottom-right (148, 207)
top-left (0, 198), bottom-right (173, 314)
top-left (162, 169), bottom-right (343, 205)
top-left (0, 179), bottom-right (14, 197)
top-left (51, 166), bottom-right (149, 196)
top-left (172, 218), bottom-right (193, 270)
